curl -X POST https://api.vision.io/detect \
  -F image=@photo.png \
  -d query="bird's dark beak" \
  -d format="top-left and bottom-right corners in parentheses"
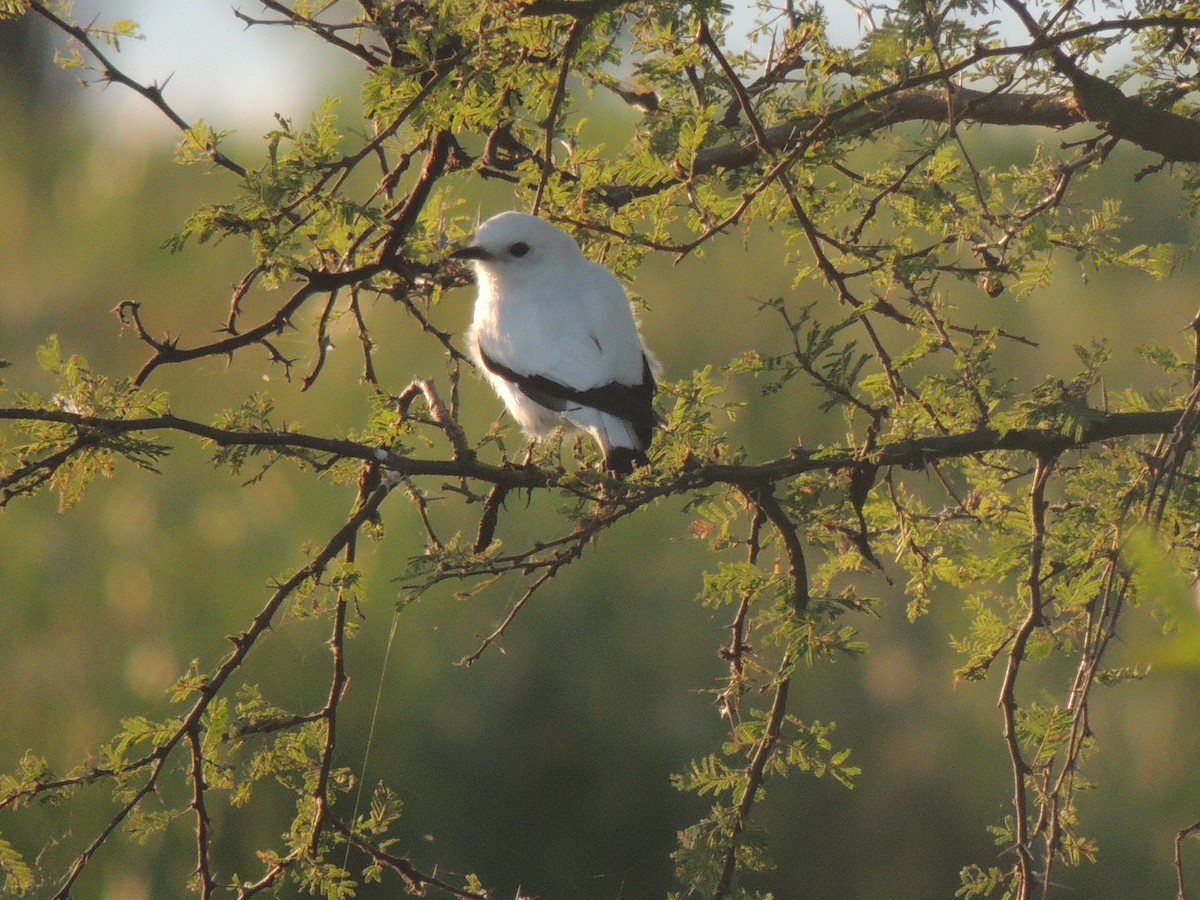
top-left (448, 244), bottom-right (491, 262)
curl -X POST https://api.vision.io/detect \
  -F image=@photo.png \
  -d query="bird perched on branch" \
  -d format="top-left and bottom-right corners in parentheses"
top-left (450, 212), bottom-right (661, 475)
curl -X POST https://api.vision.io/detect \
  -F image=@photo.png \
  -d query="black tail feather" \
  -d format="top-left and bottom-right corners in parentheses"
top-left (604, 446), bottom-right (650, 475)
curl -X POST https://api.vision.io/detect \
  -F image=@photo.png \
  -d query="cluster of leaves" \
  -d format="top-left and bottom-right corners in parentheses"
top-left (4, 0), bottom-right (1200, 898)
top-left (1, 337), bottom-right (170, 509)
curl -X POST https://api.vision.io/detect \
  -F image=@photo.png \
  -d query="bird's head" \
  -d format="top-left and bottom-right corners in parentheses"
top-left (448, 212), bottom-right (584, 291)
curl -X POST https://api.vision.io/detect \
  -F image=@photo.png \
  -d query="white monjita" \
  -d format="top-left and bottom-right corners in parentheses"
top-left (452, 212), bottom-right (661, 474)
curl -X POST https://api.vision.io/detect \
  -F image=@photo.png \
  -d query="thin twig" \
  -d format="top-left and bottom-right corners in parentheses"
top-left (713, 651), bottom-right (793, 900)
top-left (997, 455), bottom-right (1056, 900)
top-left (30, 2), bottom-right (246, 177)
top-left (1177, 818), bottom-right (1200, 900)
top-left (532, 18), bottom-right (589, 214)
top-left (186, 725), bottom-right (217, 900)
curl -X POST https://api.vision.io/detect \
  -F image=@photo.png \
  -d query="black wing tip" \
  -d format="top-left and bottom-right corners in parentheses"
top-left (604, 446), bottom-right (650, 476)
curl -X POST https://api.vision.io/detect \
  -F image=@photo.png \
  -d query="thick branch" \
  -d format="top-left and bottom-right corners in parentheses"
top-left (1002, 0), bottom-right (1200, 162)
top-left (703, 409), bottom-right (1197, 487)
top-left (1, 406), bottom-right (1192, 493)
top-left (601, 85), bottom-right (1085, 206)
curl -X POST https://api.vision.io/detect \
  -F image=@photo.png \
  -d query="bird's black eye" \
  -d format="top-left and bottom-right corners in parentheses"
top-left (508, 241), bottom-right (530, 258)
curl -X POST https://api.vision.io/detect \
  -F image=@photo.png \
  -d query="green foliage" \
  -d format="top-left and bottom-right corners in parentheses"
top-left (0, 835), bottom-right (32, 896)
top-left (956, 863), bottom-right (1013, 899)
top-left (5, 0), bottom-right (1200, 897)
top-left (1, 337), bottom-right (169, 508)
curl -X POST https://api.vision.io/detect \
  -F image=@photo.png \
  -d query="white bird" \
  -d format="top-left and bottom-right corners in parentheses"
top-left (450, 212), bottom-right (661, 474)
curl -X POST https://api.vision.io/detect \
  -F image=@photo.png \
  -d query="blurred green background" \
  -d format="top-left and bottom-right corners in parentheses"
top-left (3, 8), bottom-right (1200, 899)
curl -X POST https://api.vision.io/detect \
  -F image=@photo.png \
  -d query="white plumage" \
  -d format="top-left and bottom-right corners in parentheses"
top-left (451, 212), bottom-right (661, 474)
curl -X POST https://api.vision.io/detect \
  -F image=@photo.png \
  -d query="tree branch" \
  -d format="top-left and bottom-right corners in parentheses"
top-left (602, 81), bottom-right (1090, 206)
top-left (29, 2), bottom-right (247, 177)
top-left (327, 815), bottom-right (489, 899)
top-left (236, 1), bottom-right (385, 67)
top-left (1177, 817), bottom-right (1200, 900)
top-left (997, 455), bottom-right (1056, 900)
top-left (3, 406), bottom-right (1194, 497)
top-left (714, 651), bottom-right (793, 900)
